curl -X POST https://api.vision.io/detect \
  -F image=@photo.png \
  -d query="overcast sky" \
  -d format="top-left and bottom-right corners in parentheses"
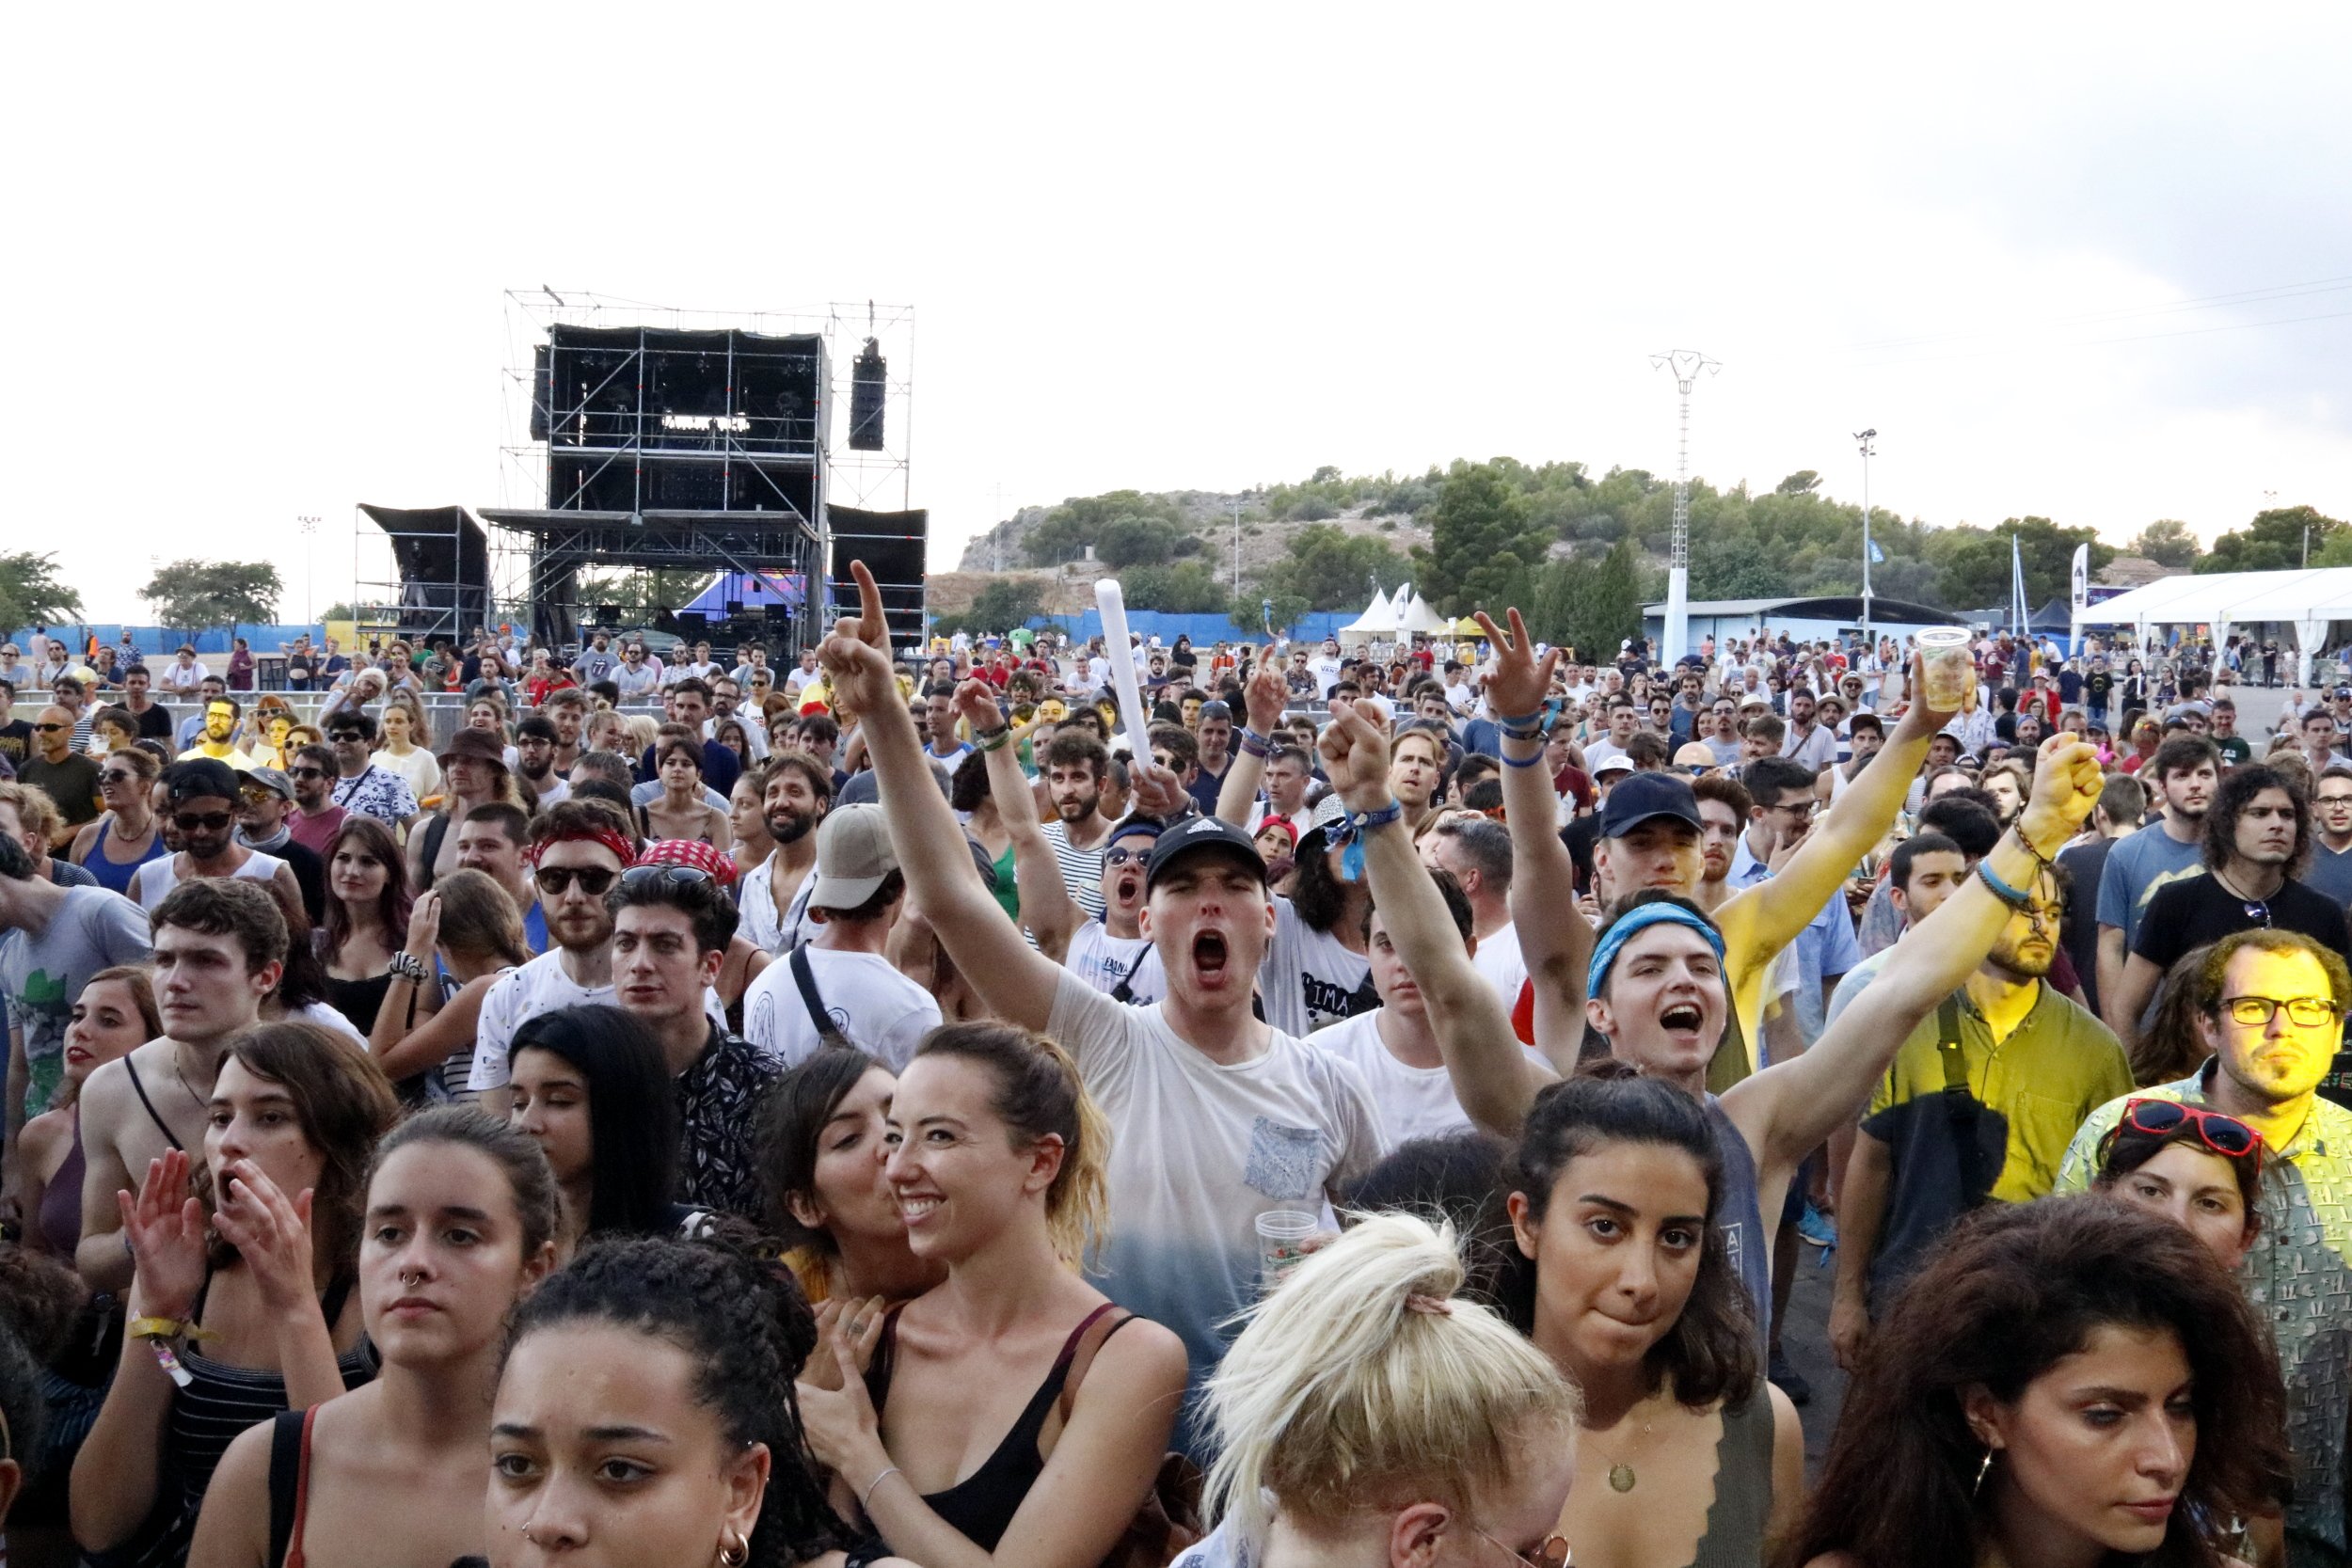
top-left (12, 4), bottom-right (2347, 625)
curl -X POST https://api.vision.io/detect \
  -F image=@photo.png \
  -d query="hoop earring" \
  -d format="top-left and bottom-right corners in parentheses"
top-left (1973, 1446), bottom-right (1995, 1498)
top-left (717, 1529), bottom-right (750, 1568)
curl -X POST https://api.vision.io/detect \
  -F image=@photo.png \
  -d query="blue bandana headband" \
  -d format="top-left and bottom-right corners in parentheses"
top-left (1587, 902), bottom-right (1728, 1000)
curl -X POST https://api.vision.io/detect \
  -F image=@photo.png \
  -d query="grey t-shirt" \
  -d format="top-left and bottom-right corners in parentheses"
top-left (0, 886), bottom-right (152, 1118)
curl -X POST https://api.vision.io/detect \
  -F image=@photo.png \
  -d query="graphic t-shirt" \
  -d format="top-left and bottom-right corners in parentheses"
top-left (1066, 922), bottom-right (1159, 1005)
top-left (1046, 969), bottom-right (1384, 1454)
top-left (0, 887), bottom-right (151, 1117)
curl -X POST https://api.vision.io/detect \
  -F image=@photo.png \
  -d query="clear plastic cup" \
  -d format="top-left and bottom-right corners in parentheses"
top-left (1255, 1210), bottom-right (1320, 1291)
top-left (1916, 626), bottom-right (1975, 709)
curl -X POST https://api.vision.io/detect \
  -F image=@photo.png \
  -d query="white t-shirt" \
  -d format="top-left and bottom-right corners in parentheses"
top-left (1469, 921), bottom-right (1529, 1011)
top-left (467, 948), bottom-right (724, 1089)
top-left (1310, 1007), bottom-right (1549, 1148)
top-left (1045, 969), bottom-right (1385, 1427)
top-left (1067, 921), bottom-right (1159, 1005)
top-left (742, 947), bottom-right (942, 1069)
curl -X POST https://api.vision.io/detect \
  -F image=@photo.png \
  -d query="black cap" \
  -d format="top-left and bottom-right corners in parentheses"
top-left (1144, 815), bottom-right (1268, 891)
top-left (1597, 771), bottom-right (1705, 839)
top-left (165, 758), bottom-right (243, 807)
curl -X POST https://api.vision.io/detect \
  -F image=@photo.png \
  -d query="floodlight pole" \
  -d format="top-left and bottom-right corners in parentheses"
top-left (1650, 350), bottom-right (1720, 668)
top-left (1233, 499), bottom-right (1244, 597)
top-left (1854, 430), bottom-right (1877, 663)
top-left (297, 515), bottom-right (320, 626)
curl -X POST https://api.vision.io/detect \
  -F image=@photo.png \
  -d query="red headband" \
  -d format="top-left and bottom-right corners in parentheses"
top-left (529, 823), bottom-right (635, 868)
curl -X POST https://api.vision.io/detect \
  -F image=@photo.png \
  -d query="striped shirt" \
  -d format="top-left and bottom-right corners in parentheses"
top-left (1041, 819), bottom-right (1107, 922)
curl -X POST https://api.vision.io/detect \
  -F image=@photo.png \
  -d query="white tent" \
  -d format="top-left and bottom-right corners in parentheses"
top-left (2074, 567), bottom-right (2352, 685)
top-left (1397, 591), bottom-right (1452, 636)
top-left (1337, 586), bottom-right (1398, 640)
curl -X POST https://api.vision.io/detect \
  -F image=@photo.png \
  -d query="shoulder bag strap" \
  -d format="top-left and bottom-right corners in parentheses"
top-left (265, 1407), bottom-right (307, 1568)
top-left (788, 945), bottom-right (855, 1052)
top-left (1935, 997), bottom-right (1994, 1206)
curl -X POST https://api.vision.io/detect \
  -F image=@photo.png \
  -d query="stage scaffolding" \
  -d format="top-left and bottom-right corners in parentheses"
top-left (486, 291), bottom-right (917, 653)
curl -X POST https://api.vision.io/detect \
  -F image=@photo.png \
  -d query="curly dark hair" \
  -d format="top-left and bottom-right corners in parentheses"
top-left (1785, 1196), bottom-right (2292, 1568)
top-left (2200, 763), bottom-right (2312, 879)
top-left (503, 1234), bottom-right (841, 1565)
top-left (1288, 824), bottom-right (1350, 934)
top-left (1506, 1060), bottom-right (1757, 1407)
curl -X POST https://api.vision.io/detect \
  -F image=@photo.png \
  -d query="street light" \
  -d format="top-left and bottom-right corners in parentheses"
top-left (1854, 430), bottom-right (1877, 659)
top-left (297, 515), bottom-right (320, 626)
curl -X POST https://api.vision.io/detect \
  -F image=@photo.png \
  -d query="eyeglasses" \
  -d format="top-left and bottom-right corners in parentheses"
top-left (101, 768), bottom-right (141, 784)
top-left (536, 864), bottom-right (620, 896)
top-left (31, 722), bottom-right (66, 733)
top-left (2122, 1098), bottom-right (2265, 1163)
top-left (1103, 847), bottom-right (1148, 866)
top-left (289, 766), bottom-right (327, 781)
top-left (328, 732), bottom-right (363, 744)
top-left (2220, 994), bottom-right (2339, 1030)
top-left (1472, 1526), bottom-right (1571, 1568)
top-left (620, 864), bottom-right (714, 891)
top-left (172, 811), bottom-right (232, 832)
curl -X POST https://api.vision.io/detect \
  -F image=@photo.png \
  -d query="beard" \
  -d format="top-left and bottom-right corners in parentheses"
top-left (768, 805), bottom-right (818, 846)
top-left (1055, 790), bottom-right (1100, 823)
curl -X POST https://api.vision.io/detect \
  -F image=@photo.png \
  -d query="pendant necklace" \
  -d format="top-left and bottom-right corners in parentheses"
top-left (1582, 1416), bottom-right (1656, 1493)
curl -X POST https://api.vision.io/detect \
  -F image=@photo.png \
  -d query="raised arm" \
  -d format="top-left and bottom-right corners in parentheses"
top-left (961, 680), bottom-right (1081, 960)
top-left (1714, 649), bottom-right (1959, 972)
top-left (823, 564), bottom-right (1063, 1033)
top-left (1215, 645), bottom-right (1283, 828)
top-left (1324, 701), bottom-right (1556, 1135)
top-left (1727, 731), bottom-right (2104, 1172)
top-left (1475, 610), bottom-right (1591, 1072)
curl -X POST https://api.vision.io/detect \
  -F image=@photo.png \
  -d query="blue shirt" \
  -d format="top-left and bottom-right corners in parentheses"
top-left (2092, 821), bottom-right (2205, 950)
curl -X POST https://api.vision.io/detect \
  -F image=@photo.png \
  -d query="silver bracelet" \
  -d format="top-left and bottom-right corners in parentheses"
top-left (859, 1465), bottom-right (902, 1514)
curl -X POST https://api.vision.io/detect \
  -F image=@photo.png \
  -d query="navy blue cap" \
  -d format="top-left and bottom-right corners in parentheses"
top-left (1145, 815), bottom-right (1268, 890)
top-left (1597, 771), bottom-right (1705, 839)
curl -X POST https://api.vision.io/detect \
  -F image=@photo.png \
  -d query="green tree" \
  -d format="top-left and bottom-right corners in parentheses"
top-left (1528, 539), bottom-right (1641, 662)
top-left (1928, 519), bottom-right (2112, 612)
top-left (1254, 525), bottom-right (1410, 611)
top-left (1415, 460), bottom-right (1552, 615)
top-left (0, 550), bottom-right (83, 637)
top-left (139, 560), bottom-right (282, 635)
top-left (1094, 515), bottom-right (1189, 569)
top-left (1023, 489), bottom-right (1190, 566)
top-left (939, 577), bottom-right (1047, 636)
top-left (2128, 518), bottom-right (2201, 569)
top-left (1120, 562), bottom-right (1230, 616)
top-left (1774, 469), bottom-right (1823, 496)
top-left (2198, 505), bottom-right (2347, 573)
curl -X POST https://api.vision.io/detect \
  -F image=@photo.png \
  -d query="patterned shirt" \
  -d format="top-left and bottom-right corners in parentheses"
top-left (675, 1024), bottom-right (780, 1219)
top-left (329, 764), bottom-right (419, 828)
top-left (2060, 1069), bottom-right (2352, 1559)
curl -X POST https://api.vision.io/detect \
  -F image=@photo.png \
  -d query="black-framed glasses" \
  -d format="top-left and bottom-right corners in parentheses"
top-left (172, 811), bottom-right (232, 832)
top-left (327, 732), bottom-right (363, 744)
top-left (620, 864), bottom-right (714, 891)
top-left (2222, 994), bottom-right (2338, 1029)
top-left (289, 766), bottom-right (327, 781)
top-left (31, 722), bottom-right (66, 733)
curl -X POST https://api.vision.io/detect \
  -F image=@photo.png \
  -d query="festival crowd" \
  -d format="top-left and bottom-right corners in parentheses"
top-left (0, 578), bottom-right (2338, 1568)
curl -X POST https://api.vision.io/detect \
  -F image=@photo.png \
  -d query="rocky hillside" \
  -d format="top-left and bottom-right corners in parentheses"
top-left (954, 490), bottom-right (1433, 588)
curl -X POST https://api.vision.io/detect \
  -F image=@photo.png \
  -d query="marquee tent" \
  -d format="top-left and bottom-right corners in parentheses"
top-left (1337, 586), bottom-right (1399, 640)
top-left (1397, 591), bottom-right (1453, 636)
top-left (2072, 566), bottom-right (2352, 685)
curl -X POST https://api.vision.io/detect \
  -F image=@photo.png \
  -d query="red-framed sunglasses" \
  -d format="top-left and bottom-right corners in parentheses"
top-left (2122, 1098), bottom-right (2265, 1167)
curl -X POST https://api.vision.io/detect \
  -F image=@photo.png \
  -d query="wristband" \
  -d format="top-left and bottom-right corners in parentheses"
top-left (1974, 858), bottom-right (2033, 910)
top-left (1495, 709), bottom-right (1545, 729)
top-left (1501, 748), bottom-right (1547, 768)
top-left (1327, 799), bottom-right (1405, 881)
top-left (1500, 724), bottom-right (1545, 743)
top-left (974, 725), bottom-right (1012, 753)
top-left (1237, 728), bottom-right (1272, 758)
top-left (388, 952), bottom-right (428, 983)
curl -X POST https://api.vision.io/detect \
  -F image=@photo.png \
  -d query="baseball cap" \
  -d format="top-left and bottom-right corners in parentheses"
top-left (808, 804), bottom-right (899, 910)
top-left (165, 758), bottom-right (243, 806)
top-left (1144, 815), bottom-right (1267, 892)
top-left (1592, 752), bottom-right (1636, 778)
top-left (1597, 771), bottom-right (1705, 838)
top-left (243, 767), bottom-right (294, 801)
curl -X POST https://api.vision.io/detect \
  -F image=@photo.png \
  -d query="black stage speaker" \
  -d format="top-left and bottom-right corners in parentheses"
top-left (678, 612), bottom-right (707, 635)
top-left (849, 339), bottom-right (886, 451)
top-left (596, 605), bottom-right (622, 625)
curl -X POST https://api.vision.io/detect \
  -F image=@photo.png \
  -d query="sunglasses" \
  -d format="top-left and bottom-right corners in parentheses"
top-left (172, 811), bottom-right (232, 832)
top-left (31, 722), bottom-right (66, 733)
top-left (620, 864), bottom-right (714, 891)
top-left (2220, 993), bottom-right (2338, 1029)
top-left (289, 766), bottom-right (327, 781)
top-left (536, 864), bottom-right (620, 896)
top-left (101, 768), bottom-right (142, 784)
top-left (2122, 1098), bottom-right (2265, 1164)
top-left (328, 732), bottom-right (364, 744)
top-left (1103, 847), bottom-right (1149, 867)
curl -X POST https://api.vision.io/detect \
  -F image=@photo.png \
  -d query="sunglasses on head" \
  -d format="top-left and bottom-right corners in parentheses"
top-left (620, 863), bottom-right (714, 891)
top-left (2121, 1098), bottom-right (2264, 1164)
top-left (536, 864), bottom-right (619, 896)
top-left (172, 811), bottom-right (232, 832)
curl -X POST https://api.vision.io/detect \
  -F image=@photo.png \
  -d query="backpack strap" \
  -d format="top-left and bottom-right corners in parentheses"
top-left (789, 945), bottom-right (855, 1052)
top-left (265, 1407), bottom-right (310, 1568)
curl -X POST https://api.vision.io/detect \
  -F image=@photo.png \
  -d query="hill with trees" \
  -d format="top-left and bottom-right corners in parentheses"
top-left (946, 457), bottom-right (2338, 645)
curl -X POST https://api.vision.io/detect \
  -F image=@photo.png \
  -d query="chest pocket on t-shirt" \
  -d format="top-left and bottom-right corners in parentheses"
top-left (1243, 1117), bottom-right (1324, 1201)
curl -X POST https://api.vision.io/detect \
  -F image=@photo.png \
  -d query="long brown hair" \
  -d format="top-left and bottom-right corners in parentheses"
top-left (320, 816), bottom-right (412, 959)
top-left (1786, 1196), bottom-right (2291, 1568)
top-left (203, 1023), bottom-right (401, 1278)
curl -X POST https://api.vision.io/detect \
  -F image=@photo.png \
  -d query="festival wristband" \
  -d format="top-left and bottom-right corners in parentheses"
top-left (1495, 709), bottom-right (1545, 729)
top-left (1974, 858), bottom-right (2032, 910)
top-left (974, 725), bottom-right (1012, 753)
top-left (1501, 748), bottom-right (1547, 768)
top-left (1237, 727), bottom-right (1272, 758)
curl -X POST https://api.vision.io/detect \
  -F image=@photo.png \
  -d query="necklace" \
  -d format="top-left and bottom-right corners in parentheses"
top-left (1580, 1414), bottom-right (1657, 1493)
top-left (170, 1043), bottom-right (211, 1114)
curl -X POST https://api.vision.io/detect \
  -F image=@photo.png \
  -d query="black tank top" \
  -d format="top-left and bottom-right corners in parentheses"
top-left (857, 1302), bottom-right (1128, 1552)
